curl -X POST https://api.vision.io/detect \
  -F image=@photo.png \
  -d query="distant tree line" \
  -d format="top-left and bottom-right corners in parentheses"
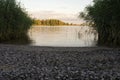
top-left (0, 0), bottom-right (32, 43)
top-left (80, 0), bottom-right (120, 47)
top-left (33, 19), bottom-right (75, 26)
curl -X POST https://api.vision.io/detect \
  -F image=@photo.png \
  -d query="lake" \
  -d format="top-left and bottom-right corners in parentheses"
top-left (28, 26), bottom-right (98, 47)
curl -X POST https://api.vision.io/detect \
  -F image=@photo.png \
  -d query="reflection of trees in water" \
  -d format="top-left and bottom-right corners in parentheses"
top-left (29, 26), bottom-right (61, 34)
top-left (78, 32), bottom-right (81, 39)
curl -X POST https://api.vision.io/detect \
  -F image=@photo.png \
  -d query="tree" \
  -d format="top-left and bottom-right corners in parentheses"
top-left (33, 19), bottom-right (70, 26)
top-left (79, 0), bottom-right (120, 47)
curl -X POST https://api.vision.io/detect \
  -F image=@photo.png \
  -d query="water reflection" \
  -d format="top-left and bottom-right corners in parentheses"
top-left (29, 26), bottom-right (98, 47)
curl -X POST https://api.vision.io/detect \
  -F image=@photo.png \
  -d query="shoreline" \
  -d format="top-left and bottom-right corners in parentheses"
top-left (32, 25), bottom-right (81, 27)
top-left (0, 44), bottom-right (120, 80)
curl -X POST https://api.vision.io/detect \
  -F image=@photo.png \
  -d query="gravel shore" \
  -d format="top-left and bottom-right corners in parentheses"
top-left (0, 44), bottom-right (120, 80)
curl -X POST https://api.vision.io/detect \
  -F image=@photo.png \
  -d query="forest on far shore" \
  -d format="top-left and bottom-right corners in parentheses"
top-left (33, 19), bottom-right (77, 26)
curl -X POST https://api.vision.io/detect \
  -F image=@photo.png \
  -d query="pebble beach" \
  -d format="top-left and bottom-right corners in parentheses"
top-left (0, 44), bottom-right (120, 80)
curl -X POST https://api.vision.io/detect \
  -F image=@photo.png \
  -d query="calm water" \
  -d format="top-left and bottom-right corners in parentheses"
top-left (28, 26), bottom-right (98, 47)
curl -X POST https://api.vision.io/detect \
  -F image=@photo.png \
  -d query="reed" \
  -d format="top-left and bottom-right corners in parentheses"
top-left (0, 0), bottom-right (32, 44)
top-left (79, 0), bottom-right (120, 47)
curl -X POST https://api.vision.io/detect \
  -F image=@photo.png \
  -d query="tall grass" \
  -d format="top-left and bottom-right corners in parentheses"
top-left (79, 0), bottom-right (120, 47)
top-left (0, 0), bottom-right (32, 44)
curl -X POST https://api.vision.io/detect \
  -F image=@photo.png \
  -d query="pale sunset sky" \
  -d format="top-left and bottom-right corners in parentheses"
top-left (17, 0), bottom-right (93, 24)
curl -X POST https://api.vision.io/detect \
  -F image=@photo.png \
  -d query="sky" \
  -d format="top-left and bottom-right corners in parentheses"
top-left (17, 0), bottom-right (93, 24)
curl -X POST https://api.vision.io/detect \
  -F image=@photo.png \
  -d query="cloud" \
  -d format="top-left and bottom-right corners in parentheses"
top-left (29, 11), bottom-right (83, 24)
